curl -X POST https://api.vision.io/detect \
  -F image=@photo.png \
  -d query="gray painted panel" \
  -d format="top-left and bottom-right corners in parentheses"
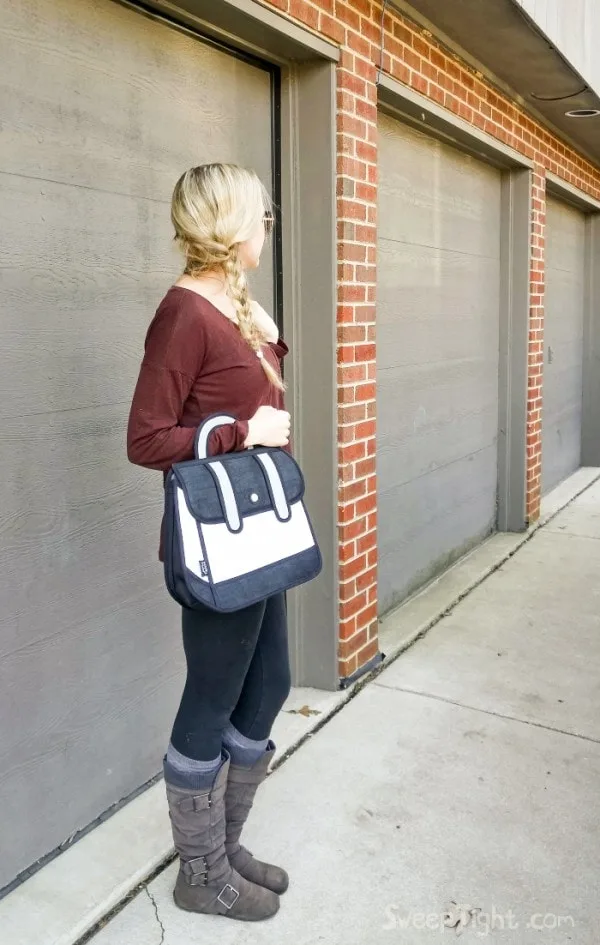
top-left (0, 0), bottom-right (273, 889)
top-left (377, 113), bottom-right (501, 258)
top-left (0, 0), bottom-right (273, 200)
top-left (542, 198), bottom-right (586, 494)
top-left (280, 62), bottom-right (339, 689)
top-left (581, 215), bottom-right (600, 466)
top-left (0, 408), bottom-right (181, 870)
top-left (378, 447), bottom-right (499, 597)
top-left (497, 169), bottom-right (531, 532)
top-left (377, 115), bottom-right (501, 615)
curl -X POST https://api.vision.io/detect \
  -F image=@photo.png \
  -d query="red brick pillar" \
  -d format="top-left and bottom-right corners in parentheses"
top-left (526, 168), bottom-right (546, 522)
top-left (335, 32), bottom-right (380, 682)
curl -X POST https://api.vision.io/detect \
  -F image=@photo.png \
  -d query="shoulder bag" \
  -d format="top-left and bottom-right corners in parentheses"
top-left (163, 415), bottom-right (322, 612)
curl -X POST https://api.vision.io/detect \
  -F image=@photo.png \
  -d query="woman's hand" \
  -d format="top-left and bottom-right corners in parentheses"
top-left (245, 406), bottom-right (291, 448)
top-left (250, 300), bottom-right (279, 344)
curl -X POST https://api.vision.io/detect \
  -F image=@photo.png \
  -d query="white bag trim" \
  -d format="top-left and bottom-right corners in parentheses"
top-left (209, 462), bottom-right (242, 532)
top-left (256, 453), bottom-right (291, 522)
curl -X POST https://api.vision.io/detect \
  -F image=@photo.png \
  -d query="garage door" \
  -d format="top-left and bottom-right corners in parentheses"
top-left (377, 113), bottom-right (502, 615)
top-left (0, 0), bottom-right (274, 890)
top-left (542, 198), bottom-right (586, 494)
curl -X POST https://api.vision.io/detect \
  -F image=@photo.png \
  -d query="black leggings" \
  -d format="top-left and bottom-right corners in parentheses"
top-left (170, 594), bottom-right (291, 760)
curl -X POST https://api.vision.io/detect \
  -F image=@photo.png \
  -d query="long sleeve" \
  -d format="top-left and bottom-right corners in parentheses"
top-left (206, 421), bottom-right (250, 457)
top-left (127, 361), bottom-right (198, 470)
top-left (127, 364), bottom-right (249, 465)
top-left (127, 300), bottom-right (204, 471)
top-left (127, 295), bottom-right (254, 469)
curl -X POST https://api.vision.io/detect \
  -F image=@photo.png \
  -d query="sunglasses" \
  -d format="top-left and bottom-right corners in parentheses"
top-left (263, 211), bottom-right (275, 236)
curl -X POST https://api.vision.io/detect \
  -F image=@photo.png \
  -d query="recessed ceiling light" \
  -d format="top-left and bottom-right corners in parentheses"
top-left (565, 108), bottom-right (600, 118)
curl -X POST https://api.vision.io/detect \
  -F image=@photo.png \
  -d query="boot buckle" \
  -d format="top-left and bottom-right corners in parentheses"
top-left (183, 856), bottom-right (208, 886)
top-left (217, 883), bottom-right (240, 910)
top-left (179, 792), bottom-right (212, 813)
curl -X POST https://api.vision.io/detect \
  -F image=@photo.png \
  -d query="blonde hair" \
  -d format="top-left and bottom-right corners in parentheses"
top-left (171, 163), bottom-right (284, 391)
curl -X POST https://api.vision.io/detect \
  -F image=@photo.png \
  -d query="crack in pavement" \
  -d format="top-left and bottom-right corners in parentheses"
top-left (543, 529), bottom-right (600, 541)
top-left (145, 887), bottom-right (165, 945)
top-left (374, 681), bottom-right (600, 745)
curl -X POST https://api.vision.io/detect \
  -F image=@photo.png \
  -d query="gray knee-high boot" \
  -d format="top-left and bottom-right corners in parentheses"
top-left (224, 743), bottom-right (289, 895)
top-left (166, 753), bottom-right (279, 920)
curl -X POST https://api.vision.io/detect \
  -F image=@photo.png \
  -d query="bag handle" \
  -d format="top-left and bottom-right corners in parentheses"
top-left (194, 415), bottom-right (291, 531)
top-left (195, 415), bottom-right (236, 460)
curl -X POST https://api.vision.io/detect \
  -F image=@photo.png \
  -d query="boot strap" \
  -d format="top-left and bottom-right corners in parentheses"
top-left (178, 791), bottom-right (212, 813)
top-left (181, 856), bottom-right (208, 886)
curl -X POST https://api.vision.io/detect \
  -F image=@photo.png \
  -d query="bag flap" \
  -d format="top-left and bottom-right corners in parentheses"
top-left (172, 449), bottom-right (305, 525)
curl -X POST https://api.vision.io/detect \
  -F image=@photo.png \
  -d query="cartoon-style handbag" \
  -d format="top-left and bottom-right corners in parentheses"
top-left (163, 415), bottom-right (322, 612)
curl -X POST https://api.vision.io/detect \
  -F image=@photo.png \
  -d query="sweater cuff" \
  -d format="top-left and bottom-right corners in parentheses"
top-left (207, 419), bottom-right (250, 456)
top-left (236, 420), bottom-right (250, 450)
top-left (268, 337), bottom-right (289, 359)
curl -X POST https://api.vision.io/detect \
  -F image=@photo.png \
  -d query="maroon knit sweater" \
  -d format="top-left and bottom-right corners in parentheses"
top-left (127, 286), bottom-right (288, 556)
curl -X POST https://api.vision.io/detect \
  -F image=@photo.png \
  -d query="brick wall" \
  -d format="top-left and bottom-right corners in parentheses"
top-left (262, 0), bottom-right (600, 680)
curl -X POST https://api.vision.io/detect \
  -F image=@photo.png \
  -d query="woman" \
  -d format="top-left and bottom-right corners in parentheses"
top-left (127, 164), bottom-right (292, 922)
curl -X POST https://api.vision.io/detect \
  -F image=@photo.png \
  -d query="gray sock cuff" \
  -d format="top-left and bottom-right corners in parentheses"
top-left (222, 723), bottom-right (269, 766)
top-left (164, 743), bottom-right (223, 790)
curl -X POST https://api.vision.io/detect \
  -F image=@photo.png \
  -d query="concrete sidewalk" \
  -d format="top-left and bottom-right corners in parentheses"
top-left (90, 479), bottom-right (600, 944)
